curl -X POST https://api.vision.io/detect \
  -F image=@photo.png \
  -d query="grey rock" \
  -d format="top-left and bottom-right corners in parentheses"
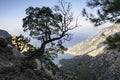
top-left (0, 29), bottom-right (12, 44)
top-left (12, 47), bottom-right (26, 58)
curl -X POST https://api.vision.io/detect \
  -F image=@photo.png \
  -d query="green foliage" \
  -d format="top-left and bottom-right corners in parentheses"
top-left (23, 7), bottom-right (62, 37)
top-left (22, 0), bottom-right (76, 59)
top-left (60, 55), bottom-right (97, 80)
top-left (12, 34), bottom-right (30, 51)
top-left (106, 32), bottom-right (120, 50)
top-left (83, 0), bottom-right (120, 26)
top-left (0, 38), bottom-right (8, 48)
top-left (76, 67), bottom-right (96, 80)
top-left (44, 40), bottom-right (68, 61)
top-left (20, 1), bottom-right (77, 79)
top-left (12, 34), bottom-right (36, 53)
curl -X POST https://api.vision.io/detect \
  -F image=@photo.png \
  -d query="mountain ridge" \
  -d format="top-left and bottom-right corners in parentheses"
top-left (66, 24), bottom-right (120, 56)
top-left (60, 23), bottom-right (120, 80)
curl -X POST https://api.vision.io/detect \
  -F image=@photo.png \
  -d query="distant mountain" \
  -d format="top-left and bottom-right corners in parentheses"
top-left (60, 24), bottom-right (120, 80)
top-left (67, 24), bottom-right (120, 56)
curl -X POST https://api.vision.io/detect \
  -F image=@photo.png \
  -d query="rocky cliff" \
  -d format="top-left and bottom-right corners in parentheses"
top-left (0, 29), bottom-right (74, 80)
top-left (60, 24), bottom-right (120, 80)
top-left (67, 24), bottom-right (120, 56)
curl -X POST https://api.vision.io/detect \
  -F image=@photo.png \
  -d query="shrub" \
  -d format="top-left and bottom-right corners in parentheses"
top-left (24, 69), bottom-right (35, 78)
top-left (0, 38), bottom-right (8, 48)
top-left (21, 59), bottom-right (37, 70)
top-left (106, 33), bottom-right (120, 50)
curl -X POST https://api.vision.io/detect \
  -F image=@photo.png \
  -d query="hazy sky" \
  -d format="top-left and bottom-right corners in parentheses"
top-left (0, 0), bottom-right (87, 34)
top-left (0, 0), bottom-right (112, 47)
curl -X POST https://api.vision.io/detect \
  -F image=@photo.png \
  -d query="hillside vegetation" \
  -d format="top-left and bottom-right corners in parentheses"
top-left (0, 30), bottom-right (74, 80)
top-left (60, 24), bottom-right (120, 80)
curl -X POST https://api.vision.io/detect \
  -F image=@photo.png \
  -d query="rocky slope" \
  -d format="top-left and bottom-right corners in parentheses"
top-left (0, 46), bottom-right (55, 80)
top-left (67, 24), bottom-right (120, 56)
top-left (0, 29), bottom-right (74, 80)
top-left (0, 29), bottom-right (12, 44)
top-left (60, 24), bottom-right (120, 80)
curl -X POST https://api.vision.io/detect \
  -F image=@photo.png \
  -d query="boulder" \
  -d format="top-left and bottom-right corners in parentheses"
top-left (0, 29), bottom-right (12, 44)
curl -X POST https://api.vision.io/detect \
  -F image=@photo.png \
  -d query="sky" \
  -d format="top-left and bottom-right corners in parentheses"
top-left (0, 0), bottom-right (86, 34)
top-left (0, 0), bottom-right (112, 47)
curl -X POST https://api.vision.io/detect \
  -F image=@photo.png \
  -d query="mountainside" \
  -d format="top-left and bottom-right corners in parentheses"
top-left (60, 24), bottom-right (120, 80)
top-left (67, 24), bottom-right (120, 56)
top-left (0, 43), bottom-right (75, 80)
top-left (0, 29), bottom-right (74, 80)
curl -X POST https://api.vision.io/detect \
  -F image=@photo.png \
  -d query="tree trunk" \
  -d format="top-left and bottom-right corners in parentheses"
top-left (28, 43), bottom-right (46, 58)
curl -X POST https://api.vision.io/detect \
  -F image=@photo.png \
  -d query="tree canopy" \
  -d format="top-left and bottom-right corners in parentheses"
top-left (82, 0), bottom-right (120, 26)
top-left (106, 32), bottom-right (120, 50)
top-left (12, 35), bottom-right (36, 54)
top-left (22, 0), bottom-right (77, 58)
